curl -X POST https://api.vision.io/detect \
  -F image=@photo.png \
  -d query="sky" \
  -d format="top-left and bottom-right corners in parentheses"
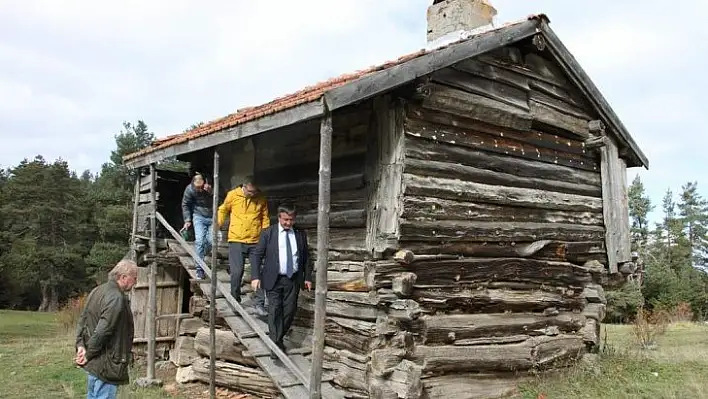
top-left (0, 0), bottom-right (706, 223)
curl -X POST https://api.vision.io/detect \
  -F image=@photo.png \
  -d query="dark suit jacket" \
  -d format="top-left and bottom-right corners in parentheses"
top-left (251, 224), bottom-right (312, 291)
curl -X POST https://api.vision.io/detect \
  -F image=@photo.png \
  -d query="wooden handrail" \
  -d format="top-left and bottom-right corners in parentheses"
top-left (154, 211), bottom-right (311, 387)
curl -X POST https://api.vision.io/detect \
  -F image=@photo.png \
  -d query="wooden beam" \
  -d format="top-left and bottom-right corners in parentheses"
top-left (539, 23), bottom-right (648, 169)
top-left (600, 137), bottom-right (620, 273)
top-left (147, 164), bottom-right (158, 380)
top-left (209, 150), bottom-right (220, 399)
top-left (130, 176), bottom-right (140, 260)
top-left (310, 109), bottom-right (333, 398)
top-left (124, 101), bottom-right (326, 169)
top-left (324, 18), bottom-right (541, 111)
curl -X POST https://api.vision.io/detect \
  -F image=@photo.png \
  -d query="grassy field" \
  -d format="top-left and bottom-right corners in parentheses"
top-left (520, 322), bottom-right (708, 398)
top-left (1, 310), bottom-right (707, 398)
top-left (0, 310), bottom-right (186, 399)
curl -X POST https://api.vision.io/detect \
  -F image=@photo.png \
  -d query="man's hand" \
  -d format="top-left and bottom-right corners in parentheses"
top-left (181, 221), bottom-right (192, 231)
top-left (75, 346), bottom-right (87, 366)
top-left (203, 183), bottom-right (212, 192)
top-left (304, 281), bottom-right (312, 291)
top-left (251, 279), bottom-right (260, 292)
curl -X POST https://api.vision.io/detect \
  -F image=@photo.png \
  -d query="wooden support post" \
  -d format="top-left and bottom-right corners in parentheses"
top-left (147, 163), bottom-right (158, 380)
top-left (309, 106), bottom-right (332, 398)
top-left (130, 175), bottom-right (140, 261)
top-left (209, 150), bottom-right (220, 399)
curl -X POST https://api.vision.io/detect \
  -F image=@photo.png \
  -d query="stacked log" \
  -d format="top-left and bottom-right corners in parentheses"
top-left (355, 44), bottom-right (611, 398)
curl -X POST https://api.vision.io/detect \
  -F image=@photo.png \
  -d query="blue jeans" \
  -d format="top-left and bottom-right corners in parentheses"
top-left (193, 214), bottom-right (213, 263)
top-left (87, 373), bottom-right (117, 399)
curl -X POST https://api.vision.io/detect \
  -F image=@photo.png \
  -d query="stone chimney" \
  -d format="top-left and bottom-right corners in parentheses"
top-left (426, 0), bottom-right (497, 49)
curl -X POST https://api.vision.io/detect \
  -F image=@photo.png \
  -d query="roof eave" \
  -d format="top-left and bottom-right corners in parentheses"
top-left (538, 22), bottom-right (649, 169)
top-left (123, 17), bottom-right (543, 169)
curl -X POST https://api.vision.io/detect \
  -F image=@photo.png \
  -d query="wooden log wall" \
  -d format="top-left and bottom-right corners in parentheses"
top-left (362, 44), bottom-right (611, 398)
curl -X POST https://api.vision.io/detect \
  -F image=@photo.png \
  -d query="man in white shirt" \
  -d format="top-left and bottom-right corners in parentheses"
top-left (250, 204), bottom-right (312, 356)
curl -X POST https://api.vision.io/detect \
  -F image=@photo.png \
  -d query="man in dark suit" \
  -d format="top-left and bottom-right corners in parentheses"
top-left (251, 204), bottom-right (312, 356)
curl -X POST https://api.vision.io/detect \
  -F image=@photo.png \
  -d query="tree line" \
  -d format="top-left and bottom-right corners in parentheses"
top-left (0, 121), bottom-right (156, 311)
top-left (606, 177), bottom-right (708, 321)
top-left (0, 120), bottom-right (706, 318)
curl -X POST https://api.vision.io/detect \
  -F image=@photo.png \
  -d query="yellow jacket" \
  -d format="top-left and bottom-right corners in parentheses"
top-left (217, 186), bottom-right (270, 244)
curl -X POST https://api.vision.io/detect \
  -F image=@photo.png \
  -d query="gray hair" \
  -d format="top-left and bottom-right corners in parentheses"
top-left (108, 259), bottom-right (138, 281)
top-left (243, 175), bottom-right (256, 187)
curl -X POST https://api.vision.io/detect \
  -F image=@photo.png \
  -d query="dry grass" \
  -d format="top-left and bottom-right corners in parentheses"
top-left (519, 322), bottom-right (708, 399)
top-left (0, 310), bottom-right (185, 399)
top-left (56, 295), bottom-right (87, 334)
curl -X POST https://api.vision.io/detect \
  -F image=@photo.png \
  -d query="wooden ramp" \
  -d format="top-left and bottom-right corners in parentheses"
top-left (156, 213), bottom-right (343, 399)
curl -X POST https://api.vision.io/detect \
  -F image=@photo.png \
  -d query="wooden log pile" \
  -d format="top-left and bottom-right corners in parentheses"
top-left (171, 295), bottom-right (276, 396)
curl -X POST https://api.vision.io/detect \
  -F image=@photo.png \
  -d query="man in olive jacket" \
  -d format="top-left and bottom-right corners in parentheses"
top-left (75, 259), bottom-right (138, 399)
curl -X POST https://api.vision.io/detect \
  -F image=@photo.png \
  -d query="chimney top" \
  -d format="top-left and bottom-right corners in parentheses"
top-left (426, 0), bottom-right (497, 50)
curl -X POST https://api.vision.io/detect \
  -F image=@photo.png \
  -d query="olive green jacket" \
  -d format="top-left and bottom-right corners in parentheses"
top-left (75, 280), bottom-right (134, 385)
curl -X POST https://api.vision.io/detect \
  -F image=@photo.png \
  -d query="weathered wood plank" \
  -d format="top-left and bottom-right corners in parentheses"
top-left (256, 153), bottom-right (366, 189)
top-left (414, 334), bottom-right (585, 372)
top-left (477, 53), bottom-right (569, 90)
top-left (531, 241), bottom-right (608, 265)
top-left (412, 287), bottom-right (584, 312)
top-left (405, 134), bottom-right (599, 186)
top-left (308, 228), bottom-right (367, 253)
top-left (370, 258), bottom-right (593, 288)
top-left (192, 358), bottom-right (280, 398)
top-left (453, 58), bottom-right (530, 91)
top-left (193, 327), bottom-right (257, 367)
top-left (405, 157), bottom-right (601, 197)
top-left (529, 90), bottom-right (592, 120)
top-left (268, 189), bottom-right (367, 214)
top-left (260, 173), bottom-right (364, 198)
top-left (530, 100), bottom-right (591, 138)
top-left (419, 312), bottom-right (585, 345)
top-left (403, 174), bottom-right (602, 212)
top-left (617, 158), bottom-right (631, 263)
top-left (422, 373), bottom-right (524, 399)
top-left (528, 79), bottom-right (588, 110)
top-left (421, 82), bottom-right (533, 132)
top-left (400, 219), bottom-right (604, 242)
top-left (601, 135), bottom-right (620, 273)
top-left (298, 291), bottom-right (379, 321)
top-left (402, 196), bottom-right (603, 226)
top-left (365, 96), bottom-right (405, 254)
top-left (297, 209), bottom-right (366, 229)
top-left (405, 107), bottom-right (598, 171)
top-left (430, 68), bottom-right (529, 111)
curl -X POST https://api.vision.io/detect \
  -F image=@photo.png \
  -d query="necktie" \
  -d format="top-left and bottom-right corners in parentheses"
top-left (285, 230), bottom-right (294, 278)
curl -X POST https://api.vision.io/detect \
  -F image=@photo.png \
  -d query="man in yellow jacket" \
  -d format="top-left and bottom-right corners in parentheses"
top-left (218, 177), bottom-right (270, 316)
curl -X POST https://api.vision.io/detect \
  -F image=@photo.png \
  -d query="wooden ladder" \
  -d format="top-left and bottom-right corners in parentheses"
top-left (155, 212), bottom-right (342, 399)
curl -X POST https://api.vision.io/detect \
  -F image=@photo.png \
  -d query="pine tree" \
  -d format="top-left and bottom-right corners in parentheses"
top-left (628, 174), bottom-right (653, 249)
top-left (0, 157), bottom-right (90, 311)
top-left (677, 182), bottom-right (708, 269)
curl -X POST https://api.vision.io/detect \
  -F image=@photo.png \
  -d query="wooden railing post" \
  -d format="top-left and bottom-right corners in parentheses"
top-left (130, 175), bottom-right (140, 261)
top-left (147, 163), bottom-right (157, 380)
top-left (309, 105), bottom-right (332, 398)
top-left (209, 150), bottom-right (220, 399)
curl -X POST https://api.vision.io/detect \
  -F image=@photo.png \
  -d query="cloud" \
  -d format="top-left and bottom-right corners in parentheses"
top-left (0, 0), bottom-right (706, 225)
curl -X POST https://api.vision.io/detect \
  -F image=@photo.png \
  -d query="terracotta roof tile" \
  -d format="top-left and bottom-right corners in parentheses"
top-left (124, 16), bottom-right (542, 162)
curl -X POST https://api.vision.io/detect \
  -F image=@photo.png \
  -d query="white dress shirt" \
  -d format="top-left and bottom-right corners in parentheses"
top-left (278, 224), bottom-right (298, 275)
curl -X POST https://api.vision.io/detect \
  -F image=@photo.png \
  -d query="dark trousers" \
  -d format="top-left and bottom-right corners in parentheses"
top-left (228, 242), bottom-right (265, 307)
top-left (267, 275), bottom-right (299, 349)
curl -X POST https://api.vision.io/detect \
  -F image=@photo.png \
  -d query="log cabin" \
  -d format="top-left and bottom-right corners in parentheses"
top-left (122, 1), bottom-right (648, 398)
